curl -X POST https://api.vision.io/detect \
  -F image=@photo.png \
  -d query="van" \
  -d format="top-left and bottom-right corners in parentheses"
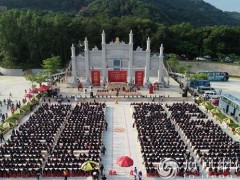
top-left (197, 86), bottom-right (215, 94)
top-left (189, 80), bottom-right (210, 89)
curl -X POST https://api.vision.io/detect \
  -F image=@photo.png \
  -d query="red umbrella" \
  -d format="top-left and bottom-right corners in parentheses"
top-left (29, 88), bottom-right (38, 93)
top-left (117, 156), bottom-right (134, 167)
top-left (38, 87), bottom-right (48, 92)
top-left (24, 93), bottom-right (33, 98)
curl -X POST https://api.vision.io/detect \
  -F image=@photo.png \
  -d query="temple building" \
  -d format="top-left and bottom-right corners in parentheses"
top-left (70, 30), bottom-right (168, 87)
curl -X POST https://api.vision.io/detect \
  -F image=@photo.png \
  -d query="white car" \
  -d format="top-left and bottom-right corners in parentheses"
top-left (203, 90), bottom-right (219, 99)
top-left (196, 57), bottom-right (206, 61)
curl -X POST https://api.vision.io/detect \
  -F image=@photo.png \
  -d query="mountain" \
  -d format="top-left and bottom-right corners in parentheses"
top-left (226, 12), bottom-right (240, 21)
top-left (0, 0), bottom-right (239, 26)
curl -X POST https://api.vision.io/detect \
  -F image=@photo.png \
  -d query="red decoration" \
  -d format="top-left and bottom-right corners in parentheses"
top-left (108, 71), bottom-right (127, 82)
top-left (135, 71), bottom-right (144, 87)
top-left (91, 70), bottom-right (100, 86)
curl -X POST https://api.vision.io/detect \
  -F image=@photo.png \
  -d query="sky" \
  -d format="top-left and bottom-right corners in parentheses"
top-left (203, 0), bottom-right (240, 12)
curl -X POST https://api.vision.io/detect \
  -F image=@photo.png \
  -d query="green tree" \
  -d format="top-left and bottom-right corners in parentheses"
top-left (25, 73), bottom-right (48, 87)
top-left (42, 56), bottom-right (62, 75)
top-left (189, 73), bottom-right (208, 82)
top-left (167, 54), bottom-right (180, 72)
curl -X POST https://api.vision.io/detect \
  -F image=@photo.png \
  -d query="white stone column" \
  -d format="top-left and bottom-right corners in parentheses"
top-left (84, 37), bottom-right (90, 84)
top-left (158, 43), bottom-right (165, 84)
top-left (144, 37), bottom-right (150, 86)
top-left (101, 30), bottom-right (107, 85)
top-left (71, 44), bottom-right (77, 81)
top-left (128, 30), bottom-right (133, 84)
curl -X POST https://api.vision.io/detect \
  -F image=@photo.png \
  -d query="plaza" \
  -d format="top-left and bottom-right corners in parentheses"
top-left (1, 75), bottom-right (240, 179)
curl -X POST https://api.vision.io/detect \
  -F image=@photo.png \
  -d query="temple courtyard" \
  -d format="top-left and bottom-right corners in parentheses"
top-left (0, 76), bottom-right (240, 179)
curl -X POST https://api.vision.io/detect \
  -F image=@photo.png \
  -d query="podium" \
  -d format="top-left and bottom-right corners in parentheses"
top-left (149, 85), bottom-right (153, 94)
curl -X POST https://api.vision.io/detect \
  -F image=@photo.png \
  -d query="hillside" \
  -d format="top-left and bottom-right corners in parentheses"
top-left (226, 12), bottom-right (240, 21)
top-left (84, 0), bottom-right (240, 26)
top-left (0, 0), bottom-right (239, 26)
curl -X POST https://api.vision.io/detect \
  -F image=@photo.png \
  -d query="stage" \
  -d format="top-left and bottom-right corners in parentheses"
top-left (96, 90), bottom-right (140, 96)
top-left (95, 82), bottom-right (140, 96)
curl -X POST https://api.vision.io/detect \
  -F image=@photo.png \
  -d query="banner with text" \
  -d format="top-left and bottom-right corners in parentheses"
top-left (135, 71), bottom-right (144, 87)
top-left (91, 70), bottom-right (100, 86)
top-left (108, 71), bottom-right (127, 82)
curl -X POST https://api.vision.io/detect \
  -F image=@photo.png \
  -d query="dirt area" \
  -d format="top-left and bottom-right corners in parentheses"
top-left (180, 61), bottom-right (240, 76)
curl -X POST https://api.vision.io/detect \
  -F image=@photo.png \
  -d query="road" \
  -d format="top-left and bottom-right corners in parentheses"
top-left (211, 78), bottom-right (240, 99)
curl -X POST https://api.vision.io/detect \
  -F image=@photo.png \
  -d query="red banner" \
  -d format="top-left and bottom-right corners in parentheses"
top-left (108, 71), bottom-right (127, 82)
top-left (135, 71), bottom-right (144, 87)
top-left (91, 70), bottom-right (100, 86)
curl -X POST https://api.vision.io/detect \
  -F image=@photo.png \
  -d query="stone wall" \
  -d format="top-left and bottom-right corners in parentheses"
top-left (31, 69), bottom-right (45, 74)
top-left (0, 67), bottom-right (23, 76)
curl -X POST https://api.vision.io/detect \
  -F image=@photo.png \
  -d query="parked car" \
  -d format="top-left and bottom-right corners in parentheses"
top-left (203, 90), bottom-right (219, 99)
top-left (225, 57), bottom-right (233, 63)
top-left (196, 57), bottom-right (206, 61)
top-left (203, 55), bottom-right (211, 61)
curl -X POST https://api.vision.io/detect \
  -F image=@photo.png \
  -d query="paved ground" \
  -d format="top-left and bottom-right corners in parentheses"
top-left (0, 76), bottom-right (32, 101)
top-left (0, 76), bottom-right (32, 121)
top-left (211, 78), bottom-right (240, 99)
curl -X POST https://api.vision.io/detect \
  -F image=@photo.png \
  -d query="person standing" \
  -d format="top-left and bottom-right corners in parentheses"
top-left (105, 121), bottom-right (108, 131)
top-left (0, 133), bottom-right (5, 143)
top-left (92, 170), bottom-right (98, 180)
top-left (138, 170), bottom-right (142, 180)
top-left (100, 164), bottom-right (104, 175)
top-left (36, 170), bottom-right (41, 180)
top-left (63, 169), bottom-right (68, 180)
top-left (133, 167), bottom-right (138, 179)
top-left (102, 145), bottom-right (106, 155)
top-left (101, 174), bottom-right (107, 180)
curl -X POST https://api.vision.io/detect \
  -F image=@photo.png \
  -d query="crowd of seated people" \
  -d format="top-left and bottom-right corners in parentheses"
top-left (167, 102), bottom-right (240, 176)
top-left (132, 103), bottom-right (197, 177)
top-left (0, 103), bottom-right (71, 178)
top-left (43, 102), bottom-right (106, 177)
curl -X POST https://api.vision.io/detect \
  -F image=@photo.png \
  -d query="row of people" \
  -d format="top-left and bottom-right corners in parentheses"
top-left (168, 102), bottom-right (240, 176)
top-left (133, 103), bottom-right (197, 177)
top-left (0, 103), bottom-right (72, 177)
top-left (44, 102), bottom-right (106, 177)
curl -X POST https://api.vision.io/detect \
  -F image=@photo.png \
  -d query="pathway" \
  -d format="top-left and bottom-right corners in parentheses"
top-left (102, 102), bottom-right (144, 179)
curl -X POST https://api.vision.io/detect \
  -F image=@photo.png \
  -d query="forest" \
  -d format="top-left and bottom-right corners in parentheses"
top-left (0, 0), bottom-right (239, 69)
top-left (1, 0), bottom-right (240, 26)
